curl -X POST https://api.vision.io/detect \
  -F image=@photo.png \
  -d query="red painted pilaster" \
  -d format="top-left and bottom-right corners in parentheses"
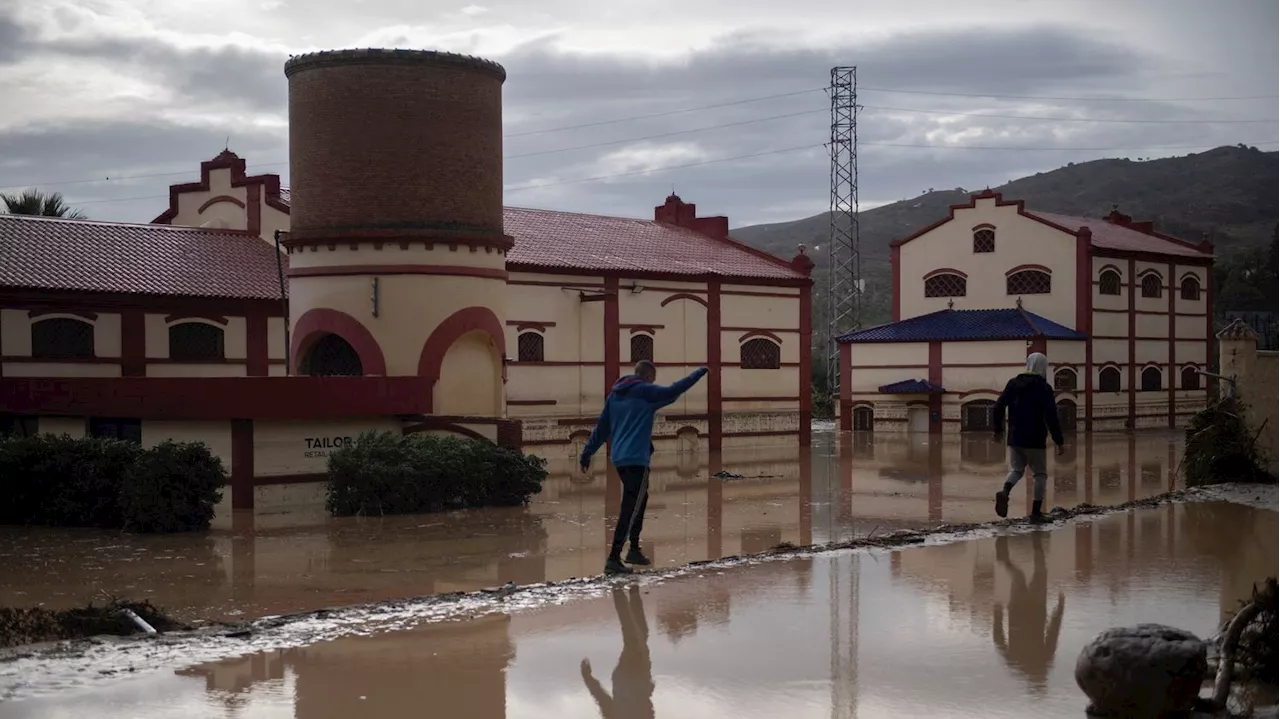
top-left (1166, 262), bottom-right (1176, 427)
top-left (798, 283), bottom-right (813, 446)
top-left (1127, 258), bottom-right (1137, 427)
top-left (603, 276), bottom-right (620, 396)
top-left (890, 245), bottom-right (901, 321)
top-left (1204, 266), bottom-right (1214, 396)
top-left (121, 309), bottom-right (146, 377)
top-left (1029, 336), bottom-right (1047, 355)
top-left (707, 280), bottom-right (722, 452)
top-left (230, 419), bottom-right (254, 510)
top-left (927, 340), bottom-right (942, 435)
top-left (1077, 228), bottom-right (1094, 431)
top-left (839, 342), bottom-right (852, 431)
top-left (246, 310), bottom-right (269, 376)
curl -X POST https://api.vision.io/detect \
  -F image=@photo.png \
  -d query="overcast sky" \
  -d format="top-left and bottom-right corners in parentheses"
top-left (0, 0), bottom-right (1275, 227)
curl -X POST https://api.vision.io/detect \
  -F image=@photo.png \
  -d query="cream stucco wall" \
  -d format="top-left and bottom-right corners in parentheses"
top-left (253, 419), bottom-right (401, 478)
top-left (37, 417), bottom-right (86, 437)
top-left (436, 331), bottom-right (503, 416)
top-left (143, 420), bottom-right (234, 472)
top-left (898, 196), bottom-right (1078, 327)
top-left (163, 166), bottom-right (290, 247)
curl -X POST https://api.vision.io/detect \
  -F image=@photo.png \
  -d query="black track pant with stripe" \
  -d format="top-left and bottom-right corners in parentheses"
top-left (610, 465), bottom-right (650, 559)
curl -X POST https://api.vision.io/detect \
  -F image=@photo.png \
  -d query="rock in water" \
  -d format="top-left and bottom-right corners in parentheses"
top-left (1075, 624), bottom-right (1208, 717)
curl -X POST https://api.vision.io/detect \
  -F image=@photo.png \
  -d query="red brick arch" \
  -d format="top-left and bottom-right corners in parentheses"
top-left (418, 306), bottom-right (507, 382)
top-left (291, 308), bottom-right (387, 376)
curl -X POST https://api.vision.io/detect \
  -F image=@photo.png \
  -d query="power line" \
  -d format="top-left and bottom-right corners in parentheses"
top-left (7, 83), bottom-right (1278, 191)
top-left (67, 138), bottom-right (1279, 206)
top-left (860, 87), bottom-right (1280, 102)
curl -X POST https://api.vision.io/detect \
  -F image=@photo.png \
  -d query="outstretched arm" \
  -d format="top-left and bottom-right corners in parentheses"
top-left (581, 404), bottom-right (611, 469)
top-left (581, 660), bottom-right (614, 718)
top-left (640, 367), bottom-right (708, 405)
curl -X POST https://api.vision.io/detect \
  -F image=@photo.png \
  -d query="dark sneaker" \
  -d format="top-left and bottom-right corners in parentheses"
top-left (1029, 500), bottom-right (1047, 524)
top-left (604, 557), bottom-right (633, 575)
top-left (625, 548), bottom-right (651, 566)
top-left (995, 491), bottom-right (1009, 518)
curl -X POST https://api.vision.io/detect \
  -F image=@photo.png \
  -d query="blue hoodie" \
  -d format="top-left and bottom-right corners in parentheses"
top-left (580, 367), bottom-right (708, 468)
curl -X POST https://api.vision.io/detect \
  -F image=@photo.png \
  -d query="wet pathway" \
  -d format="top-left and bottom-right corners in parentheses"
top-left (0, 431), bottom-right (1185, 622)
top-left (4, 499), bottom-right (1274, 718)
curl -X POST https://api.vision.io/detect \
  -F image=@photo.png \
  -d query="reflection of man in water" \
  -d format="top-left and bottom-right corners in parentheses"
top-left (992, 533), bottom-right (1065, 693)
top-left (581, 584), bottom-right (655, 719)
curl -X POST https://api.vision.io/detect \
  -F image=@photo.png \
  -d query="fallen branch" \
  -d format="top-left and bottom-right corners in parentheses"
top-left (1212, 578), bottom-right (1278, 708)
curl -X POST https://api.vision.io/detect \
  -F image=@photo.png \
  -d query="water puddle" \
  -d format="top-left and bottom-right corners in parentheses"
top-left (2, 496), bottom-right (1274, 717)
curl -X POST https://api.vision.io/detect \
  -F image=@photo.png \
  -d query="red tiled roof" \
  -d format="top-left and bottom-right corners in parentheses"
top-left (1026, 211), bottom-right (1213, 259)
top-left (0, 214), bottom-right (286, 300)
top-left (502, 207), bottom-right (805, 280)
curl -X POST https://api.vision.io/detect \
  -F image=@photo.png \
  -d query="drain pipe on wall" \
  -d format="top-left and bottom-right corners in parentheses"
top-left (274, 229), bottom-right (291, 374)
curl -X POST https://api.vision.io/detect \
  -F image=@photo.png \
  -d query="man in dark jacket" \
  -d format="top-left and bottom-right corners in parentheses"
top-left (581, 360), bottom-right (708, 575)
top-left (993, 352), bottom-right (1065, 522)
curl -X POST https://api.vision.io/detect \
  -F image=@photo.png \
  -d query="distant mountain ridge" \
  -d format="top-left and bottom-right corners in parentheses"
top-left (732, 145), bottom-right (1278, 266)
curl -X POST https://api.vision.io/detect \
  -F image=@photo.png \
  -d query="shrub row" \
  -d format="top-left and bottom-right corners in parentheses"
top-left (0, 434), bottom-right (225, 532)
top-left (325, 431), bottom-right (547, 517)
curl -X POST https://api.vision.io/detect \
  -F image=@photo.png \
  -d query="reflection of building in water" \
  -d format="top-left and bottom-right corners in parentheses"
top-left (179, 614), bottom-right (514, 719)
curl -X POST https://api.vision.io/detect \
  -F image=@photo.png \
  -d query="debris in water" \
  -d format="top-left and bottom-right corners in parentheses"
top-left (0, 599), bottom-right (185, 648)
top-left (712, 471), bottom-right (745, 479)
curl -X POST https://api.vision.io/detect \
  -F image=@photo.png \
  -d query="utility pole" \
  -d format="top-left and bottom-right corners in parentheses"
top-left (827, 66), bottom-right (861, 393)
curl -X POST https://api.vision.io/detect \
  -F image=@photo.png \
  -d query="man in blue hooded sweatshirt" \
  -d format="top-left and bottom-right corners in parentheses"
top-left (581, 360), bottom-right (708, 575)
top-left (992, 352), bottom-right (1065, 523)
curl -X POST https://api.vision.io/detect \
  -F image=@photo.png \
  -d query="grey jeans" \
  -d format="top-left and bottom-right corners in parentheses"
top-left (1004, 446), bottom-right (1047, 502)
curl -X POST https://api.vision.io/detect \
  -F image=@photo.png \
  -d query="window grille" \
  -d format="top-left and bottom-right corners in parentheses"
top-left (31, 318), bottom-right (94, 359)
top-left (973, 229), bottom-right (995, 253)
top-left (961, 400), bottom-right (996, 431)
top-left (1098, 367), bottom-right (1122, 392)
top-left (517, 332), bottom-right (544, 362)
top-left (1180, 277), bottom-right (1200, 301)
top-left (1006, 270), bottom-right (1051, 295)
top-left (1180, 367), bottom-right (1200, 390)
top-left (1141, 273), bottom-right (1163, 298)
top-left (1141, 366), bottom-right (1162, 391)
top-left (168, 322), bottom-right (225, 361)
top-left (630, 334), bottom-right (653, 363)
top-left (1054, 368), bottom-right (1078, 392)
top-left (740, 338), bottom-right (781, 369)
top-left (1099, 270), bottom-right (1121, 295)
top-left (924, 273), bottom-right (967, 298)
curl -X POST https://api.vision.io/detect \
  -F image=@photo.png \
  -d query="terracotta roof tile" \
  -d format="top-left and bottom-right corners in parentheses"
top-left (0, 214), bottom-right (286, 300)
top-left (1027, 211), bottom-right (1213, 258)
top-left (502, 207), bottom-right (805, 280)
top-left (839, 308), bottom-right (1086, 343)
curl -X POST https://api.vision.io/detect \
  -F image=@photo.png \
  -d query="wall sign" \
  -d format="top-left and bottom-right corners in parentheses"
top-left (304, 436), bottom-right (354, 459)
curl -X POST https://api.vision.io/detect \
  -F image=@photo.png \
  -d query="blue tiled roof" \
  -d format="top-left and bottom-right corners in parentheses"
top-left (878, 379), bottom-right (946, 394)
top-left (838, 308), bottom-right (1087, 343)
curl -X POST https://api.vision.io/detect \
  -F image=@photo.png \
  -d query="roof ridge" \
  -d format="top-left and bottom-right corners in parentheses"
top-left (1014, 304), bottom-right (1042, 335)
top-left (0, 213), bottom-right (256, 235)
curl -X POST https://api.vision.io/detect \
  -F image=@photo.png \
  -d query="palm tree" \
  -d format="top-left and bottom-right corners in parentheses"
top-left (0, 189), bottom-right (86, 219)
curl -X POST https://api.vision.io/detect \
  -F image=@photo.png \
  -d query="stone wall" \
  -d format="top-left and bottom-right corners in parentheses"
top-left (1218, 319), bottom-right (1278, 473)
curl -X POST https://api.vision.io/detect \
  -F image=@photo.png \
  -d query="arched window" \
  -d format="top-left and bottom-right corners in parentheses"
top-left (961, 400), bottom-right (996, 432)
top-left (299, 334), bottom-right (363, 376)
top-left (168, 322), bottom-right (225, 361)
top-left (1099, 269), bottom-right (1122, 295)
top-left (517, 331), bottom-right (544, 362)
top-left (853, 405), bottom-right (874, 431)
top-left (1053, 367), bottom-right (1078, 392)
top-left (1141, 273), bottom-right (1163, 298)
top-left (740, 338), bottom-right (780, 370)
top-left (1181, 366), bottom-right (1201, 390)
top-left (1180, 276), bottom-right (1201, 301)
top-left (924, 273), bottom-right (967, 297)
top-left (1098, 366), bottom-right (1122, 392)
top-left (1141, 366), bottom-right (1162, 392)
top-left (1006, 269), bottom-right (1051, 295)
top-left (31, 317), bottom-right (95, 359)
top-left (630, 334), bottom-right (654, 363)
top-left (973, 228), bottom-right (995, 253)
top-left (1056, 400), bottom-right (1078, 432)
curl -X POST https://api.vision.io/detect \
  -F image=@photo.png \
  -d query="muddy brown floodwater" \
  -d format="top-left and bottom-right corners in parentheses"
top-left (3, 498), bottom-right (1275, 718)
top-left (0, 431), bottom-right (1185, 623)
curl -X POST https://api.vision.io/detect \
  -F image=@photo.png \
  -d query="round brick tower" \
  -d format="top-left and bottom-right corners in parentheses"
top-left (283, 49), bottom-right (511, 417)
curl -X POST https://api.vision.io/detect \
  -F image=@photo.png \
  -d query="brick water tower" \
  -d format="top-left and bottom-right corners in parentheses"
top-left (283, 49), bottom-right (511, 417)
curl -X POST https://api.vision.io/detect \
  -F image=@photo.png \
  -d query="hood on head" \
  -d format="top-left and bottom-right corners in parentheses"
top-left (1024, 352), bottom-right (1049, 379)
top-left (611, 374), bottom-right (647, 396)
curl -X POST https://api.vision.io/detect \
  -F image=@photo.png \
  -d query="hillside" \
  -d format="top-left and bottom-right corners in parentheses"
top-left (731, 145), bottom-right (1278, 333)
top-left (734, 144), bottom-right (1278, 264)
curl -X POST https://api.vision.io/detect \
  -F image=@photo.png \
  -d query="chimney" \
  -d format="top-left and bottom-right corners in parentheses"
top-left (654, 193), bottom-right (729, 240)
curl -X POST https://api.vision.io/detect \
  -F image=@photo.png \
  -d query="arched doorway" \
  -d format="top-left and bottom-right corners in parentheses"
top-left (1056, 399), bottom-right (1078, 432)
top-left (299, 333), bottom-right (363, 376)
top-left (435, 330), bottom-right (502, 416)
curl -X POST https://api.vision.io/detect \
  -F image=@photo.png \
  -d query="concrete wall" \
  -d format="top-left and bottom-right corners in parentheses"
top-left (898, 195), bottom-right (1078, 327)
top-left (1219, 326), bottom-right (1278, 473)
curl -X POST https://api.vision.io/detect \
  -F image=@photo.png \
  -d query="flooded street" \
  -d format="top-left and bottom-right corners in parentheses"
top-left (0, 431), bottom-right (1185, 622)
top-left (4, 499), bottom-right (1274, 718)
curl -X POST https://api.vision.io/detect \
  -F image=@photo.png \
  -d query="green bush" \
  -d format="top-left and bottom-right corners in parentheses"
top-left (1182, 399), bottom-right (1277, 487)
top-left (0, 434), bottom-right (225, 532)
top-left (811, 388), bottom-right (835, 420)
top-left (326, 431), bottom-right (547, 517)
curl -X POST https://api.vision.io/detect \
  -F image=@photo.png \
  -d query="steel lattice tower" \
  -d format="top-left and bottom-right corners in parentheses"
top-left (826, 66), bottom-right (861, 393)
